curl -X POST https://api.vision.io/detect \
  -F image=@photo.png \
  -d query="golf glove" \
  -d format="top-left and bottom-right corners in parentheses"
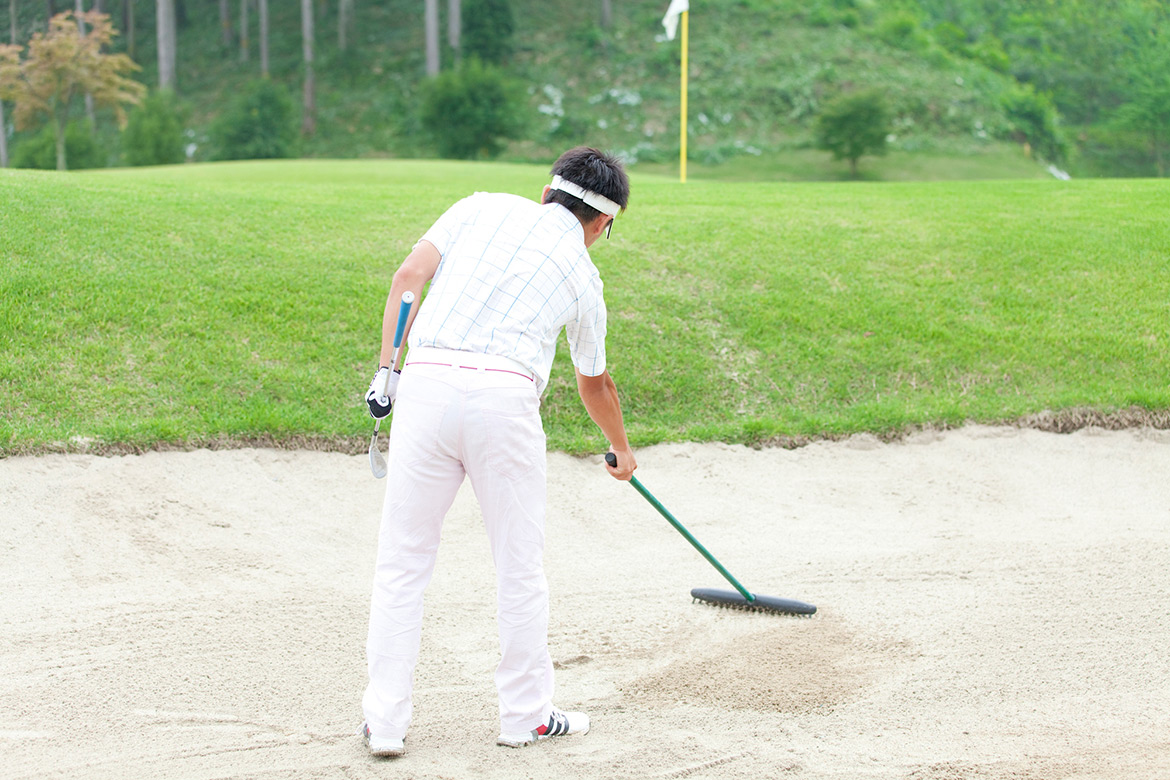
top-left (365, 367), bottom-right (401, 419)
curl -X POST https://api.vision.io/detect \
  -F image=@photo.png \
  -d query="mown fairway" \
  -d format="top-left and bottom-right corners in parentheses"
top-left (1, 161), bottom-right (1167, 454)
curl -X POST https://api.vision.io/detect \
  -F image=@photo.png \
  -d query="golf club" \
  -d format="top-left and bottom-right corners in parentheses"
top-left (369, 291), bottom-right (415, 479)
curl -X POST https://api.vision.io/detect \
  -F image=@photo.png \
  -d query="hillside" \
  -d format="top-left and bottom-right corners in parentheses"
top-left (0, 0), bottom-right (1099, 179)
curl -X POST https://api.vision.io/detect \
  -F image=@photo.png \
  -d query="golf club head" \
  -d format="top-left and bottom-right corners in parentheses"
top-left (369, 434), bottom-right (387, 479)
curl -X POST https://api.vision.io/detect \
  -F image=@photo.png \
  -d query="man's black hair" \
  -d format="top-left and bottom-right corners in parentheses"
top-left (544, 146), bottom-right (630, 224)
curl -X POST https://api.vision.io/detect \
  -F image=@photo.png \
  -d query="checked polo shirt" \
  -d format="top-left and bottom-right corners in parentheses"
top-left (409, 192), bottom-right (608, 395)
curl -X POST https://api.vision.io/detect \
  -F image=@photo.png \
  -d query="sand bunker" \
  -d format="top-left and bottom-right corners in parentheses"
top-left (2, 425), bottom-right (1169, 779)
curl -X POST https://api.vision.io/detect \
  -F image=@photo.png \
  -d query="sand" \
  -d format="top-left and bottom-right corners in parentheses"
top-left (2, 425), bottom-right (1169, 780)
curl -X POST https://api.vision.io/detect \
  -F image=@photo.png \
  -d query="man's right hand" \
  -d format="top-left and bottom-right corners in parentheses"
top-left (605, 447), bottom-right (637, 481)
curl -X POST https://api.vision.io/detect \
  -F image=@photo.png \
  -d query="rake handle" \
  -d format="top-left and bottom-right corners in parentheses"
top-left (605, 453), bottom-right (756, 603)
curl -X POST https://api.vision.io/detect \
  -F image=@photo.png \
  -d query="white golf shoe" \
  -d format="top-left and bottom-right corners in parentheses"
top-left (496, 707), bottom-right (590, 748)
top-left (360, 722), bottom-right (405, 757)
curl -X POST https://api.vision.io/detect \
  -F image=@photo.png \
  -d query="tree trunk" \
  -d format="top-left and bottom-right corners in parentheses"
top-left (123, 0), bottom-right (135, 61)
top-left (75, 0), bottom-right (96, 125)
top-left (338, 0), bottom-right (350, 50)
top-left (424, 0), bottom-right (438, 76)
top-left (258, 0), bottom-right (268, 76)
top-left (46, 0), bottom-right (54, 19)
top-left (55, 109), bottom-right (67, 170)
top-left (600, 0), bottom-right (611, 29)
top-left (219, 0), bottom-right (230, 47)
top-left (239, 0), bottom-right (248, 61)
top-left (9, 0), bottom-right (16, 44)
top-left (447, 0), bottom-right (459, 60)
top-left (1156, 126), bottom-right (1166, 178)
top-left (301, 0), bottom-right (314, 135)
top-left (0, 100), bottom-right (8, 168)
top-left (156, 0), bottom-right (176, 89)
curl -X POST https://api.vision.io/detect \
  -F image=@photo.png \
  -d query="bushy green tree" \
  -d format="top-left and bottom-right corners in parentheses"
top-left (874, 10), bottom-right (929, 53)
top-left (210, 79), bottom-right (296, 161)
top-left (123, 89), bottom-right (185, 166)
top-left (12, 121), bottom-right (105, 169)
top-left (1115, 11), bottom-right (1170, 176)
top-left (815, 89), bottom-right (892, 178)
top-left (0, 12), bottom-right (144, 171)
top-left (1002, 84), bottom-right (1067, 164)
top-left (462, 0), bottom-right (514, 65)
top-left (420, 59), bottom-right (523, 160)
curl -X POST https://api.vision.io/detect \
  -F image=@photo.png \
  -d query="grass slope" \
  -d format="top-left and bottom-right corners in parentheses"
top-left (7, 0), bottom-right (1051, 181)
top-left (1, 161), bottom-right (1167, 456)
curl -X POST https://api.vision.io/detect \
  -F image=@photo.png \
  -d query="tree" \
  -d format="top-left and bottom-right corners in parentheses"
top-left (218, 0), bottom-right (230, 47)
top-left (123, 88), bottom-right (184, 165)
top-left (447, 0), bottom-right (460, 60)
top-left (300, 0), bottom-right (313, 135)
top-left (424, 0), bottom-right (438, 75)
top-left (257, 0), bottom-right (268, 76)
top-left (815, 89), bottom-right (892, 178)
top-left (0, 43), bottom-right (14, 167)
top-left (210, 78), bottom-right (294, 159)
top-left (0, 99), bottom-right (7, 167)
top-left (1, 11), bottom-right (144, 170)
top-left (1116, 8), bottom-right (1170, 176)
top-left (337, 0), bottom-right (351, 50)
top-left (75, 0), bottom-right (96, 124)
top-left (420, 58), bottom-right (522, 159)
top-left (156, 0), bottom-right (175, 88)
top-left (122, 0), bottom-right (134, 61)
top-left (238, 0), bottom-right (248, 61)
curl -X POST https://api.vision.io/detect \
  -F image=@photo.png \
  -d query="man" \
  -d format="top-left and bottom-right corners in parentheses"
top-left (360, 147), bottom-right (637, 757)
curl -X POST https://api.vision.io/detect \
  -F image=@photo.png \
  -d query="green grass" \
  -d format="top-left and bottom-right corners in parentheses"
top-left (633, 140), bottom-right (1050, 183)
top-left (2, 161), bottom-right (1168, 456)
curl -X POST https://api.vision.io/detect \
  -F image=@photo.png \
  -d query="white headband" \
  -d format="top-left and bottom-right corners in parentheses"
top-left (549, 175), bottom-right (621, 217)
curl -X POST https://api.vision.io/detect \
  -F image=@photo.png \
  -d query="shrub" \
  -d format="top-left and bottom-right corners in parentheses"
top-left (420, 59), bottom-right (524, 159)
top-left (210, 79), bottom-right (297, 161)
top-left (875, 11), bottom-right (929, 53)
top-left (931, 21), bottom-right (969, 57)
top-left (12, 122), bottom-right (105, 170)
top-left (1002, 84), bottom-right (1067, 163)
top-left (123, 89), bottom-right (185, 166)
top-left (815, 88), bottom-right (892, 177)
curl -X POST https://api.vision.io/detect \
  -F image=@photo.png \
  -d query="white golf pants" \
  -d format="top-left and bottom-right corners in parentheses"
top-left (362, 355), bottom-right (555, 739)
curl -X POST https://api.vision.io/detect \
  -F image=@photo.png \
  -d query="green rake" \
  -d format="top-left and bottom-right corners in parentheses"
top-left (605, 453), bottom-right (816, 616)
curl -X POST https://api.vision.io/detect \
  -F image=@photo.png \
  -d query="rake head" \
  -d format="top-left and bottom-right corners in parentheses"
top-left (690, 588), bottom-right (817, 616)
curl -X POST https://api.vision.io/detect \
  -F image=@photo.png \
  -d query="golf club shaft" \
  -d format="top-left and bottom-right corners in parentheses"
top-left (369, 292), bottom-right (416, 478)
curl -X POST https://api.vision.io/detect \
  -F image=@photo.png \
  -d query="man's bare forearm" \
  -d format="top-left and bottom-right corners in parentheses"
top-left (576, 369), bottom-right (636, 479)
top-left (379, 241), bottom-right (441, 367)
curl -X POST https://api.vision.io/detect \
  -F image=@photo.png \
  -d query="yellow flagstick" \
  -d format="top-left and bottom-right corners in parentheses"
top-left (679, 10), bottom-right (688, 183)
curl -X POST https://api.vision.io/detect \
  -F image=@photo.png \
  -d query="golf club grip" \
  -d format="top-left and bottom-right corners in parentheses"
top-left (393, 291), bottom-right (415, 349)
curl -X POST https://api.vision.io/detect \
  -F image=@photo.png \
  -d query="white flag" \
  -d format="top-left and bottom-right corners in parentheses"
top-left (662, 0), bottom-right (689, 41)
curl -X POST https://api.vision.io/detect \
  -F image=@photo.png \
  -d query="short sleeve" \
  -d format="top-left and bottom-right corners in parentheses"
top-left (565, 274), bottom-right (607, 377)
top-left (419, 194), bottom-right (478, 256)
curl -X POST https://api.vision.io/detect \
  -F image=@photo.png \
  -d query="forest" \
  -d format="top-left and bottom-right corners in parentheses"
top-left (1, 0), bottom-right (1168, 178)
